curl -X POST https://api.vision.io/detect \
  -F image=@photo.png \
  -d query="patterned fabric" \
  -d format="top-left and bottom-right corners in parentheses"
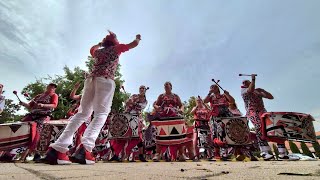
top-left (125, 94), bottom-right (148, 114)
top-left (155, 93), bottom-right (182, 117)
top-left (90, 45), bottom-right (129, 79)
top-left (156, 93), bottom-right (182, 109)
top-left (90, 46), bottom-right (119, 79)
top-left (241, 87), bottom-right (269, 147)
top-left (209, 94), bottom-right (232, 117)
top-left (246, 110), bottom-right (269, 146)
top-left (241, 88), bottom-right (266, 115)
top-left (194, 107), bottom-right (210, 121)
top-left (21, 114), bottom-right (50, 151)
top-left (29, 92), bottom-right (58, 115)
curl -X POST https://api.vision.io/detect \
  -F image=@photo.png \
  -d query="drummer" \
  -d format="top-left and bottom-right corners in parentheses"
top-left (18, 83), bottom-right (59, 162)
top-left (241, 75), bottom-right (293, 160)
top-left (190, 96), bottom-right (212, 159)
top-left (152, 81), bottom-right (187, 161)
top-left (110, 85), bottom-right (148, 162)
top-left (204, 84), bottom-right (235, 160)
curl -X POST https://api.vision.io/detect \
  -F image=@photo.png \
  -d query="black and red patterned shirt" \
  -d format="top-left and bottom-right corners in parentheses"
top-left (241, 87), bottom-right (266, 115)
top-left (90, 44), bottom-right (129, 80)
top-left (29, 92), bottom-right (58, 114)
top-left (125, 94), bottom-right (148, 114)
top-left (193, 107), bottom-right (210, 120)
top-left (155, 93), bottom-right (182, 109)
top-left (209, 94), bottom-right (230, 117)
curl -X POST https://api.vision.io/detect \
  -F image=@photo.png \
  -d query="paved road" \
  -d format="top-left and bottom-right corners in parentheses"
top-left (0, 161), bottom-right (319, 180)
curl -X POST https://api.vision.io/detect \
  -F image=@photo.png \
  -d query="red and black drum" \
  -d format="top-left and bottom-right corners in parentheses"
top-left (211, 117), bottom-right (251, 146)
top-left (107, 113), bottom-right (140, 139)
top-left (152, 117), bottom-right (191, 146)
top-left (37, 119), bottom-right (69, 153)
top-left (260, 112), bottom-right (316, 143)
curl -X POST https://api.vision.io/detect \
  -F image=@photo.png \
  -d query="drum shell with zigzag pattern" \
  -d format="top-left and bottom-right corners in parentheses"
top-left (152, 117), bottom-right (192, 146)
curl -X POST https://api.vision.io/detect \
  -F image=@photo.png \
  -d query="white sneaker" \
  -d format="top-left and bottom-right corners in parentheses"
top-left (152, 153), bottom-right (160, 162)
top-left (279, 154), bottom-right (299, 161)
top-left (261, 152), bottom-right (274, 161)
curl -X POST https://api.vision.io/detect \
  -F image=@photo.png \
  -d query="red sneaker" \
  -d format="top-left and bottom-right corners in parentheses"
top-left (73, 145), bottom-right (95, 165)
top-left (57, 151), bottom-right (72, 165)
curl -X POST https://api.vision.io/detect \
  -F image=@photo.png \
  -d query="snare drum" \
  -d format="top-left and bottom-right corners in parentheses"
top-left (107, 113), bottom-right (140, 139)
top-left (212, 117), bottom-right (251, 146)
top-left (152, 117), bottom-right (191, 146)
top-left (260, 112), bottom-right (316, 143)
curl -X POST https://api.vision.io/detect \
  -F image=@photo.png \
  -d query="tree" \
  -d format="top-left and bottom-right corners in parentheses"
top-left (183, 96), bottom-right (196, 126)
top-left (0, 99), bottom-right (23, 123)
top-left (300, 142), bottom-right (314, 158)
top-left (289, 141), bottom-right (301, 154)
top-left (312, 141), bottom-right (320, 157)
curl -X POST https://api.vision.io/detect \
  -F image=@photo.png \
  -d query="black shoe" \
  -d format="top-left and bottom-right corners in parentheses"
top-left (72, 146), bottom-right (86, 164)
top-left (250, 156), bottom-right (259, 161)
top-left (139, 154), bottom-right (147, 162)
top-left (221, 156), bottom-right (230, 161)
top-left (33, 153), bottom-right (41, 162)
top-left (109, 155), bottom-right (121, 162)
top-left (43, 148), bottom-right (58, 165)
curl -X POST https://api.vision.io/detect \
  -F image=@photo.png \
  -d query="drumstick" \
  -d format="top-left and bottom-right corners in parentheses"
top-left (211, 79), bottom-right (225, 91)
top-left (13, 91), bottom-right (22, 102)
top-left (198, 95), bottom-right (211, 110)
top-left (121, 85), bottom-right (127, 94)
top-left (146, 87), bottom-right (150, 91)
top-left (239, 74), bottom-right (257, 77)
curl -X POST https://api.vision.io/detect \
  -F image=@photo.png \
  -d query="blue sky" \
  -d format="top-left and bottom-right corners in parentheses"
top-left (0, 0), bottom-right (319, 130)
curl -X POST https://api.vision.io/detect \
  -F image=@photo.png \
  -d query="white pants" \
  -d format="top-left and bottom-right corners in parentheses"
top-left (51, 77), bottom-right (115, 153)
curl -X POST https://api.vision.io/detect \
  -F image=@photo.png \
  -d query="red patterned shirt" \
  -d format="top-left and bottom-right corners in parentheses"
top-left (209, 94), bottom-right (229, 117)
top-left (125, 94), bottom-right (148, 114)
top-left (241, 88), bottom-right (266, 114)
top-left (90, 44), bottom-right (129, 79)
top-left (193, 107), bottom-right (210, 120)
top-left (29, 92), bottom-right (58, 114)
top-left (155, 93), bottom-right (182, 109)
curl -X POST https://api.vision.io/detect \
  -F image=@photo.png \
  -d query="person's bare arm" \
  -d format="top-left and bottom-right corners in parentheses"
top-left (70, 82), bottom-right (81, 100)
top-left (247, 75), bottom-right (256, 93)
top-left (256, 88), bottom-right (274, 99)
top-left (126, 34), bottom-right (141, 49)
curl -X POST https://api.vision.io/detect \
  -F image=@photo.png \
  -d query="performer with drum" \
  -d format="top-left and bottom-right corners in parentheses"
top-left (190, 96), bottom-right (212, 159)
top-left (109, 85), bottom-right (148, 162)
top-left (241, 74), bottom-right (292, 160)
top-left (204, 84), bottom-right (235, 160)
top-left (45, 31), bottom-right (142, 165)
top-left (0, 84), bottom-right (5, 114)
top-left (152, 81), bottom-right (189, 161)
top-left (18, 83), bottom-right (59, 162)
